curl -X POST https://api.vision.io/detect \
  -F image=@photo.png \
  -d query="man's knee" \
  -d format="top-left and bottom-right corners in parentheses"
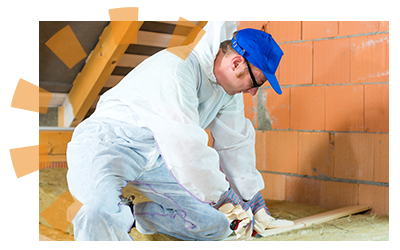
top-left (188, 210), bottom-right (231, 241)
top-left (73, 203), bottom-right (133, 241)
top-left (208, 212), bottom-right (231, 240)
top-left (73, 203), bottom-right (105, 226)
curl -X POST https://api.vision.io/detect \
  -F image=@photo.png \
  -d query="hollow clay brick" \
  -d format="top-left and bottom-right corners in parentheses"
top-left (265, 131), bottom-right (298, 174)
top-left (374, 134), bottom-right (389, 183)
top-left (319, 181), bottom-right (358, 210)
top-left (263, 88), bottom-right (290, 130)
top-left (279, 42), bottom-right (313, 85)
top-left (339, 21), bottom-right (379, 36)
top-left (364, 84), bottom-right (389, 132)
top-left (302, 21), bottom-right (338, 40)
top-left (358, 184), bottom-right (389, 215)
top-left (285, 176), bottom-right (321, 206)
top-left (243, 92), bottom-right (258, 128)
top-left (268, 21), bottom-right (302, 43)
top-left (260, 172), bottom-right (286, 201)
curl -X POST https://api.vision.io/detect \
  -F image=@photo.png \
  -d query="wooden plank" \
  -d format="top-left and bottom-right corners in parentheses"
top-left (260, 204), bottom-right (371, 237)
top-left (135, 30), bottom-right (186, 47)
top-left (224, 205), bottom-right (372, 241)
top-left (195, 21), bottom-right (208, 29)
top-left (39, 130), bottom-right (73, 155)
top-left (111, 66), bottom-right (134, 76)
top-left (118, 54), bottom-right (149, 68)
top-left (39, 130), bottom-right (72, 163)
top-left (39, 92), bottom-right (68, 112)
top-left (48, 93), bottom-right (68, 107)
top-left (294, 205), bottom-right (371, 226)
top-left (161, 21), bottom-right (200, 27)
top-left (140, 21), bottom-right (180, 35)
top-left (57, 106), bottom-right (64, 127)
top-left (60, 21), bottom-right (144, 127)
top-left (40, 154), bottom-right (67, 163)
top-left (104, 75), bottom-right (124, 88)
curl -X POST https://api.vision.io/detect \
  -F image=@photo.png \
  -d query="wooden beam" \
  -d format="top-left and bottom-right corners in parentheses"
top-left (57, 106), bottom-right (64, 127)
top-left (60, 21), bottom-right (144, 127)
top-left (185, 21), bottom-right (208, 44)
top-left (40, 153), bottom-right (66, 162)
top-left (104, 75), bottom-right (124, 88)
top-left (195, 21), bottom-right (208, 29)
top-left (95, 23), bottom-right (207, 115)
top-left (135, 30), bottom-right (186, 47)
top-left (224, 205), bottom-right (372, 241)
top-left (118, 54), bottom-right (149, 68)
top-left (39, 92), bottom-right (68, 114)
top-left (39, 130), bottom-right (73, 163)
top-left (260, 204), bottom-right (372, 237)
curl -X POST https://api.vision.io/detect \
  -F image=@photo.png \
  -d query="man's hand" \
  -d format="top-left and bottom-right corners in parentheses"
top-left (246, 192), bottom-right (294, 236)
top-left (213, 188), bottom-right (254, 240)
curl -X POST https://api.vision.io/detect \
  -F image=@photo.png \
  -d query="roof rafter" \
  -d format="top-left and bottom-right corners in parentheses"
top-left (59, 21), bottom-right (144, 127)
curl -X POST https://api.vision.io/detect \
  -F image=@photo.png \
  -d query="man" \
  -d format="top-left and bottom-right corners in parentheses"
top-left (66, 21), bottom-right (292, 241)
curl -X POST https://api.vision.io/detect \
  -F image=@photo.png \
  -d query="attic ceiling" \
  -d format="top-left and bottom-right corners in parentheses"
top-left (40, 21), bottom-right (110, 93)
top-left (39, 21), bottom-right (201, 122)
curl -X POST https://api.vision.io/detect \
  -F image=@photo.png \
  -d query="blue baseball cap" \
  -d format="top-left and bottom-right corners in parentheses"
top-left (231, 28), bottom-right (284, 95)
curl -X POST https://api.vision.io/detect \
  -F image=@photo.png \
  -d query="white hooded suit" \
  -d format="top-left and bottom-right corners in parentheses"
top-left (66, 21), bottom-right (264, 241)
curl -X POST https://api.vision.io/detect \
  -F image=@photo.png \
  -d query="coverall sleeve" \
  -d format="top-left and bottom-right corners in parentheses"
top-left (207, 93), bottom-right (264, 201)
top-left (120, 53), bottom-right (230, 204)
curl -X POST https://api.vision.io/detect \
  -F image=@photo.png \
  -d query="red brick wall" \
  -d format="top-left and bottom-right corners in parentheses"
top-left (238, 21), bottom-right (389, 215)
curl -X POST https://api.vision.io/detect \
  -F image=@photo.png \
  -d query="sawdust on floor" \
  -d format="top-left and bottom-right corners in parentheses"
top-left (39, 168), bottom-right (389, 241)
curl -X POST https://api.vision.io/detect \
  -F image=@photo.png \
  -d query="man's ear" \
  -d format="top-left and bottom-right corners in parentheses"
top-left (231, 55), bottom-right (245, 71)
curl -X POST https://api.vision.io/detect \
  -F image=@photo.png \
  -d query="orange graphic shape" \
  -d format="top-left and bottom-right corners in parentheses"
top-left (108, 7), bottom-right (138, 21)
top-left (11, 79), bottom-right (53, 114)
top-left (10, 145), bottom-right (50, 178)
top-left (108, 7), bottom-right (139, 45)
top-left (45, 25), bottom-right (87, 69)
top-left (67, 195), bottom-right (83, 223)
top-left (41, 190), bottom-right (83, 232)
top-left (39, 88), bottom-right (53, 114)
top-left (10, 78), bottom-right (39, 113)
top-left (167, 18), bottom-right (207, 60)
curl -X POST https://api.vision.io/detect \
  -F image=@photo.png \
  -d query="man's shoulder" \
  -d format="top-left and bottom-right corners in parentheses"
top-left (143, 48), bottom-right (199, 72)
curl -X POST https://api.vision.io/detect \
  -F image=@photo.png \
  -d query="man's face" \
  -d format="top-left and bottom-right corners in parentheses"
top-left (214, 50), bottom-right (266, 96)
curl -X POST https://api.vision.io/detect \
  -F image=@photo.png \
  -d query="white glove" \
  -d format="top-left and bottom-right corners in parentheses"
top-left (213, 188), bottom-right (255, 240)
top-left (253, 208), bottom-right (294, 235)
top-left (218, 203), bottom-right (254, 240)
top-left (245, 191), bottom-right (294, 235)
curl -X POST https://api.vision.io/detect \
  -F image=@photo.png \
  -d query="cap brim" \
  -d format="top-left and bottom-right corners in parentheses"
top-left (263, 71), bottom-right (282, 95)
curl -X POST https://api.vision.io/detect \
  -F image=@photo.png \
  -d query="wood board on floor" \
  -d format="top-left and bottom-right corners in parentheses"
top-left (224, 204), bottom-right (372, 241)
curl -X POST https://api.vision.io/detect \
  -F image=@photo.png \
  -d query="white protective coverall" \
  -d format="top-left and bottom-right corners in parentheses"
top-left (66, 21), bottom-right (264, 241)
